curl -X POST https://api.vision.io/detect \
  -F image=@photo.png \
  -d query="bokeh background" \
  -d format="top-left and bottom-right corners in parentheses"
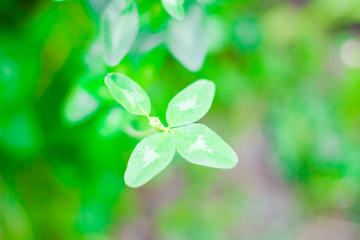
top-left (1, 0), bottom-right (360, 239)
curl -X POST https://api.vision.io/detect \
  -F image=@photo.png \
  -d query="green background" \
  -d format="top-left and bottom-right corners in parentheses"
top-left (1, 0), bottom-right (360, 239)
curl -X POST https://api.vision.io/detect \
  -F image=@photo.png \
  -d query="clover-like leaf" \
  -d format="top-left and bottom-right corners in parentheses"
top-left (170, 123), bottom-right (238, 168)
top-left (161, 0), bottom-right (185, 21)
top-left (124, 132), bottom-right (175, 187)
top-left (105, 73), bottom-right (151, 116)
top-left (166, 79), bottom-right (215, 127)
top-left (165, 4), bottom-right (208, 72)
top-left (101, 0), bottom-right (139, 67)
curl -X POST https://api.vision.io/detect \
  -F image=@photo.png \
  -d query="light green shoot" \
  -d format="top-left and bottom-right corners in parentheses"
top-left (105, 73), bottom-right (238, 187)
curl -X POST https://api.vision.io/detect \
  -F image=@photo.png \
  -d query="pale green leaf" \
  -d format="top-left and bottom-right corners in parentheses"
top-left (166, 4), bottom-right (208, 72)
top-left (124, 132), bottom-right (175, 187)
top-left (161, 0), bottom-right (185, 21)
top-left (63, 87), bottom-right (100, 124)
top-left (101, 0), bottom-right (139, 67)
top-left (170, 123), bottom-right (238, 168)
top-left (105, 73), bottom-right (151, 116)
top-left (166, 79), bottom-right (215, 127)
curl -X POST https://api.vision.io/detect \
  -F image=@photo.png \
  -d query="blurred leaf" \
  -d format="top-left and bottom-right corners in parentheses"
top-left (129, 31), bottom-right (164, 56)
top-left (97, 107), bottom-right (125, 138)
top-left (0, 57), bottom-right (19, 104)
top-left (170, 123), bottom-right (238, 168)
top-left (101, 0), bottom-right (139, 67)
top-left (83, 40), bottom-right (106, 75)
top-left (166, 79), bottom-right (215, 127)
top-left (161, 0), bottom-right (185, 21)
top-left (0, 110), bottom-right (41, 158)
top-left (0, 179), bottom-right (34, 239)
top-left (124, 132), bottom-right (175, 187)
top-left (166, 4), bottom-right (208, 72)
top-left (63, 87), bottom-right (100, 124)
top-left (206, 15), bottom-right (230, 53)
top-left (88, 0), bottom-right (112, 14)
top-left (105, 73), bottom-right (151, 116)
top-left (78, 74), bottom-right (111, 100)
top-left (234, 16), bottom-right (261, 51)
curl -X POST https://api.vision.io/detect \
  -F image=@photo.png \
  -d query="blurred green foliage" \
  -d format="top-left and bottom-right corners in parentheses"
top-left (1, 0), bottom-right (360, 239)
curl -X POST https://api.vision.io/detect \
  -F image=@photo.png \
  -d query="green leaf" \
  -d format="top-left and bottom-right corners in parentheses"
top-left (166, 79), bottom-right (215, 127)
top-left (170, 123), bottom-right (238, 168)
top-left (63, 87), bottom-right (100, 124)
top-left (124, 132), bottom-right (175, 187)
top-left (101, 0), bottom-right (139, 67)
top-left (161, 0), bottom-right (185, 21)
top-left (105, 73), bottom-right (151, 116)
top-left (166, 4), bottom-right (208, 72)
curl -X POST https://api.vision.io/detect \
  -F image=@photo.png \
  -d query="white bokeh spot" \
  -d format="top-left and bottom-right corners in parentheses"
top-left (340, 39), bottom-right (360, 69)
top-left (189, 135), bottom-right (213, 154)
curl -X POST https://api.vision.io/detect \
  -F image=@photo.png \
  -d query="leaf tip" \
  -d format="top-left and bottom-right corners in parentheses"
top-left (124, 170), bottom-right (143, 188)
top-left (104, 72), bottom-right (115, 85)
top-left (173, 11), bottom-right (185, 21)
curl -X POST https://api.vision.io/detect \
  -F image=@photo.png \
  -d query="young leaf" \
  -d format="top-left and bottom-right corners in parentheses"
top-left (105, 73), bottom-right (151, 116)
top-left (101, 0), bottom-right (139, 67)
top-left (161, 0), bottom-right (185, 21)
top-left (166, 79), bottom-right (215, 127)
top-left (124, 132), bottom-right (175, 187)
top-left (165, 4), bottom-right (208, 72)
top-left (170, 123), bottom-right (238, 168)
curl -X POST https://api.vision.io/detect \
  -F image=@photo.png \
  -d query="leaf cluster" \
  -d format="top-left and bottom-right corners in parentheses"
top-left (105, 73), bottom-right (238, 187)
